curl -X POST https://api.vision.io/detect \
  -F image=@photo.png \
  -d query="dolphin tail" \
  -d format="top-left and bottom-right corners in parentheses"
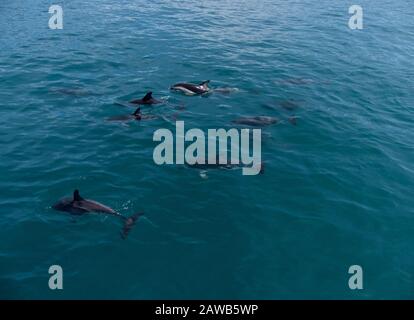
top-left (120, 212), bottom-right (144, 239)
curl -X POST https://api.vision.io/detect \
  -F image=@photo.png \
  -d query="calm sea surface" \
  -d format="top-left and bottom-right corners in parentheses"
top-left (0, 0), bottom-right (413, 299)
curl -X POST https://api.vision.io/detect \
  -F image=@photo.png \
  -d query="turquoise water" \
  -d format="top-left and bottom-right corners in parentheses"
top-left (1, 0), bottom-right (413, 299)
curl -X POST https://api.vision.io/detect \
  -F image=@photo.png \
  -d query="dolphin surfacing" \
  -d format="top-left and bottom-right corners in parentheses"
top-left (170, 80), bottom-right (211, 95)
top-left (52, 190), bottom-right (143, 239)
top-left (129, 92), bottom-right (162, 105)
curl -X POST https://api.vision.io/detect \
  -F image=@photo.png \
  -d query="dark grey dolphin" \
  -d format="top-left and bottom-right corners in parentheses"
top-left (50, 87), bottom-right (91, 96)
top-left (232, 116), bottom-right (278, 127)
top-left (107, 107), bottom-right (158, 122)
top-left (187, 162), bottom-right (237, 171)
top-left (129, 92), bottom-right (162, 105)
top-left (288, 116), bottom-right (298, 126)
top-left (186, 157), bottom-right (264, 175)
top-left (211, 87), bottom-right (239, 94)
top-left (52, 190), bottom-right (143, 239)
top-left (279, 100), bottom-right (302, 111)
top-left (170, 80), bottom-right (211, 95)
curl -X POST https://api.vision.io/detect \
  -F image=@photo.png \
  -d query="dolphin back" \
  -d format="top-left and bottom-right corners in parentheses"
top-left (79, 199), bottom-right (118, 215)
top-left (52, 197), bottom-right (88, 215)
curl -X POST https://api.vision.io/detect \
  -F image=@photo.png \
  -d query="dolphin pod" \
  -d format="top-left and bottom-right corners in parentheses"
top-left (52, 79), bottom-right (301, 235)
top-left (52, 190), bottom-right (143, 239)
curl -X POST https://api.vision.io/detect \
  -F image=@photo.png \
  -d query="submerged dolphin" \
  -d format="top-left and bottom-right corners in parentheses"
top-left (211, 87), bottom-right (239, 94)
top-left (288, 116), bottom-right (298, 126)
top-left (50, 87), bottom-right (91, 97)
top-left (52, 190), bottom-right (143, 239)
top-left (170, 80), bottom-right (211, 95)
top-left (232, 116), bottom-right (278, 127)
top-left (279, 100), bottom-right (302, 111)
top-left (186, 157), bottom-right (264, 175)
top-left (129, 92), bottom-right (162, 105)
top-left (107, 107), bottom-right (158, 122)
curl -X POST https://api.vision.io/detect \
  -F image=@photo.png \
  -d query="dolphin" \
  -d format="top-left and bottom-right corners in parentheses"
top-left (187, 162), bottom-right (237, 171)
top-left (52, 190), bottom-right (143, 239)
top-left (50, 87), bottom-right (91, 97)
top-left (211, 87), bottom-right (239, 94)
top-left (279, 100), bottom-right (302, 111)
top-left (232, 116), bottom-right (278, 127)
top-left (107, 107), bottom-right (158, 122)
top-left (129, 92), bottom-right (162, 105)
top-left (187, 163), bottom-right (264, 174)
top-left (288, 116), bottom-right (298, 126)
top-left (186, 157), bottom-right (264, 175)
top-left (170, 80), bottom-right (211, 95)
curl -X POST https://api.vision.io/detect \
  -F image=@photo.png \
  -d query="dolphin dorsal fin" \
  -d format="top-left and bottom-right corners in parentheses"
top-left (199, 80), bottom-right (210, 86)
top-left (133, 107), bottom-right (141, 116)
top-left (73, 190), bottom-right (84, 201)
top-left (142, 92), bottom-right (153, 102)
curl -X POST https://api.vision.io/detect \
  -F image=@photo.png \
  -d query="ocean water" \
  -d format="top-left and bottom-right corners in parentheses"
top-left (0, 0), bottom-right (413, 299)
